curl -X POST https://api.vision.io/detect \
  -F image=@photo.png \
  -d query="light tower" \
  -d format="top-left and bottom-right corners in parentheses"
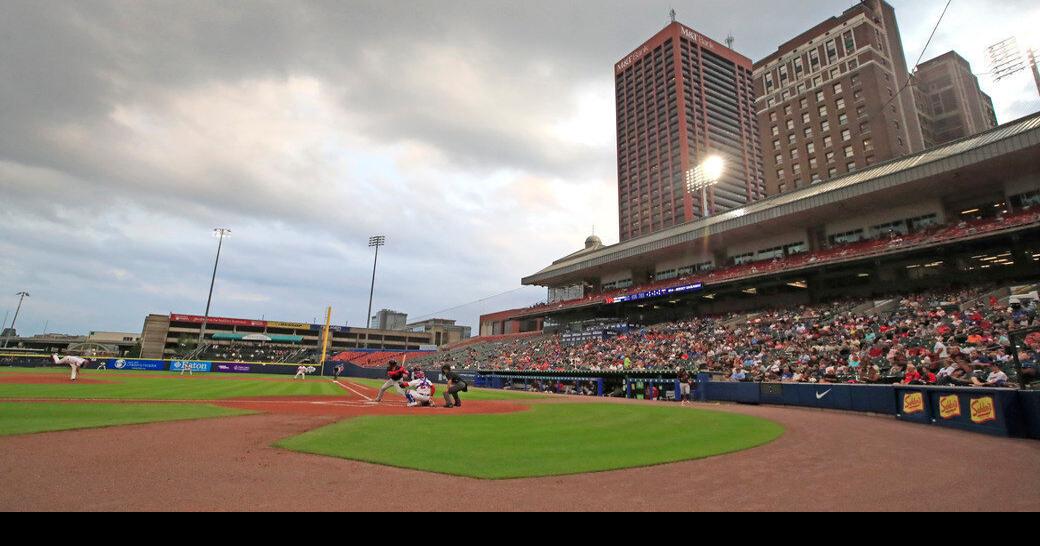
top-left (2, 291), bottom-right (30, 349)
top-left (366, 235), bottom-right (386, 328)
top-left (198, 228), bottom-right (231, 347)
top-left (685, 155), bottom-right (726, 219)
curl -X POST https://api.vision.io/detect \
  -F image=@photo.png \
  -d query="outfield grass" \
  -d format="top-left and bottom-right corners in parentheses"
top-left (0, 368), bottom-right (543, 401)
top-left (348, 377), bottom-right (544, 401)
top-left (0, 402), bottom-right (253, 436)
top-left (278, 403), bottom-right (784, 479)
top-left (0, 368), bottom-right (344, 400)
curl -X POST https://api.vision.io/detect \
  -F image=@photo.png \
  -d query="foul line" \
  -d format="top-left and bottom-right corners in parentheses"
top-left (333, 380), bottom-right (373, 401)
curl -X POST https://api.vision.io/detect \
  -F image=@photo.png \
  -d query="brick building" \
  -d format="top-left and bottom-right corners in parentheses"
top-left (753, 0), bottom-right (924, 195)
top-left (616, 21), bottom-right (764, 242)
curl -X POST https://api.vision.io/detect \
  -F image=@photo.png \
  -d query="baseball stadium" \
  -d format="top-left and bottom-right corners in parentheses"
top-left (4, 0), bottom-right (1040, 513)
top-left (3, 112), bottom-right (1040, 512)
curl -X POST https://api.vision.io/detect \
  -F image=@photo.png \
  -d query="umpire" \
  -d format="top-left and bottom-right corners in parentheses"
top-left (442, 365), bottom-right (468, 408)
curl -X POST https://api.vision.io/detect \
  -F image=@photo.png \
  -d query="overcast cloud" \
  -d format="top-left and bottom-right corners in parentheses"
top-left (1, 0), bottom-right (1038, 336)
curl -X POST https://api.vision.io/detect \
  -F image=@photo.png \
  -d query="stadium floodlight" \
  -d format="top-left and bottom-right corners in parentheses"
top-left (987, 37), bottom-right (1026, 82)
top-left (367, 235), bottom-right (387, 329)
top-left (1031, 49), bottom-right (1040, 99)
top-left (2, 291), bottom-right (30, 349)
top-left (685, 155), bottom-right (726, 218)
top-left (986, 38), bottom-right (1040, 98)
top-left (198, 228), bottom-right (232, 347)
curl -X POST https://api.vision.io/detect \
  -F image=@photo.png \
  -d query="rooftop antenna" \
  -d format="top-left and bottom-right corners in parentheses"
top-left (669, 8), bottom-right (676, 23)
top-left (726, 32), bottom-right (735, 49)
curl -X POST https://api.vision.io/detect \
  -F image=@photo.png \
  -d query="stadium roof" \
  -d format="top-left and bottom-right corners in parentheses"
top-left (523, 111), bottom-right (1040, 287)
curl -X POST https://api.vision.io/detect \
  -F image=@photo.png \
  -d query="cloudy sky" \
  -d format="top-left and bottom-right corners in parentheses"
top-left (1, 0), bottom-right (1038, 337)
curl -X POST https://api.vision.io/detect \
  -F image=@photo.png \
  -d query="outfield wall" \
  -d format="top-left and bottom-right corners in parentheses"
top-left (0, 354), bottom-right (307, 376)
top-left (697, 376), bottom-right (1038, 438)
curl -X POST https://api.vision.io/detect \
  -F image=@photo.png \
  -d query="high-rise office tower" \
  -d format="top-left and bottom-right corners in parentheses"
top-left (915, 51), bottom-right (998, 147)
top-left (753, 0), bottom-right (925, 195)
top-left (615, 21), bottom-right (764, 242)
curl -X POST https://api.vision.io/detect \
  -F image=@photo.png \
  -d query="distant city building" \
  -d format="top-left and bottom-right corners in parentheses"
top-left (87, 331), bottom-right (141, 344)
top-left (369, 309), bottom-right (408, 331)
top-left (914, 51), bottom-right (998, 148)
top-left (0, 332), bottom-right (138, 357)
top-left (405, 318), bottom-right (472, 347)
top-left (753, 0), bottom-right (924, 195)
top-left (615, 21), bottom-right (764, 242)
top-left (138, 313), bottom-right (435, 359)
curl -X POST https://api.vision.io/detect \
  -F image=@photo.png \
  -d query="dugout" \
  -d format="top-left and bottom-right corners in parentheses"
top-left (625, 377), bottom-right (681, 401)
top-left (476, 373), bottom-right (605, 396)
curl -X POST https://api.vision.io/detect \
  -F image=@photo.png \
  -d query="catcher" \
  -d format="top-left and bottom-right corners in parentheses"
top-left (403, 367), bottom-right (435, 407)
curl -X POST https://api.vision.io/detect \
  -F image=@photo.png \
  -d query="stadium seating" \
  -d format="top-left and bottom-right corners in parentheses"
top-left (331, 350), bottom-right (433, 368)
top-left (428, 284), bottom-right (1039, 388)
top-left (515, 210), bottom-right (1040, 317)
top-left (196, 343), bottom-right (305, 363)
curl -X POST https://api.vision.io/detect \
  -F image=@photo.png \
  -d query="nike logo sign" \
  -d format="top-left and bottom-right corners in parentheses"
top-left (816, 390), bottom-right (832, 400)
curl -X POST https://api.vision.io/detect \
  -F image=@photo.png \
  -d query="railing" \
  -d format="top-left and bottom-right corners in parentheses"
top-left (515, 211), bottom-right (1040, 318)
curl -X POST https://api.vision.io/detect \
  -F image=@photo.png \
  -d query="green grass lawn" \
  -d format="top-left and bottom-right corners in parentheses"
top-left (0, 367), bottom-right (542, 401)
top-left (0, 368), bottom-right (344, 400)
top-left (348, 377), bottom-right (543, 401)
top-left (277, 403), bottom-right (783, 479)
top-left (0, 402), bottom-right (253, 436)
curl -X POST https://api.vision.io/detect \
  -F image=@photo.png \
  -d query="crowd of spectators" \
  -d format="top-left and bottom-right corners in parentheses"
top-left (430, 285), bottom-right (1039, 389)
top-left (197, 343), bottom-right (306, 363)
top-left (515, 209), bottom-right (1040, 318)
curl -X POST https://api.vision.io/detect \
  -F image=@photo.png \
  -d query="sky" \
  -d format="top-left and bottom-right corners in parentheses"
top-left (1, 0), bottom-right (1038, 337)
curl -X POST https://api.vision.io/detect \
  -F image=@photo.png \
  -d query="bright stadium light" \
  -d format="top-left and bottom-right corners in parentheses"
top-left (685, 155), bottom-right (726, 218)
top-left (198, 228), bottom-right (231, 347)
top-left (366, 235), bottom-right (387, 328)
top-left (703, 155), bottom-right (725, 183)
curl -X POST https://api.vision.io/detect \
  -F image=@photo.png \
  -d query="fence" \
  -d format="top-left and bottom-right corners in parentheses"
top-left (1, 354), bottom-right (305, 376)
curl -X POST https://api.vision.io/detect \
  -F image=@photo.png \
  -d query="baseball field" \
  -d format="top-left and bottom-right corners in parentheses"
top-left (2, 366), bottom-right (1039, 511)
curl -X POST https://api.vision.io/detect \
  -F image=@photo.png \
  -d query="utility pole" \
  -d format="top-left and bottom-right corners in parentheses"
top-left (366, 235), bottom-right (386, 328)
top-left (1029, 49), bottom-right (1040, 98)
top-left (198, 228), bottom-right (231, 347)
top-left (2, 292), bottom-right (30, 349)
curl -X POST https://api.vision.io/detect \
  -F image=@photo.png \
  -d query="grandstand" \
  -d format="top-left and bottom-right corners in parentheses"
top-left (480, 111), bottom-right (1040, 336)
top-left (138, 313), bottom-right (437, 360)
top-left (330, 350), bottom-right (434, 368)
top-left (407, 333), bottom-right (547, 370)
top-left (413, 113), bottom-right (1040, 390)
top-left (437, 283), bottom-right (1040, 391)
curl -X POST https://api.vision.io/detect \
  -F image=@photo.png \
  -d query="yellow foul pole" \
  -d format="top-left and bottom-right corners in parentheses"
top-left (319, 306), bottom-right (332, 377)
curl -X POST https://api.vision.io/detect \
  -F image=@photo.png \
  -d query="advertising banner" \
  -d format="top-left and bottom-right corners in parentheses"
top-left (212, 362), bottom-right (303, 375)
top-left (214, 363), bottom-right (255, 374)
top-left (169, 361), bottom-right (212, 373)
top-left (896, 388), bottom-right (931, 424)
top-left (109, 359), bottom-right (167, 371)
top-left (266, 321), bottom-right (311, 330)
top-left (926, 388), bottom-right (1021, 436)
top-left (607, 283), bottom-right (702, 304)
top-left (169, 314), bottom-right (267, 328)
top-left (313, 324), bottom-right (350, 333)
